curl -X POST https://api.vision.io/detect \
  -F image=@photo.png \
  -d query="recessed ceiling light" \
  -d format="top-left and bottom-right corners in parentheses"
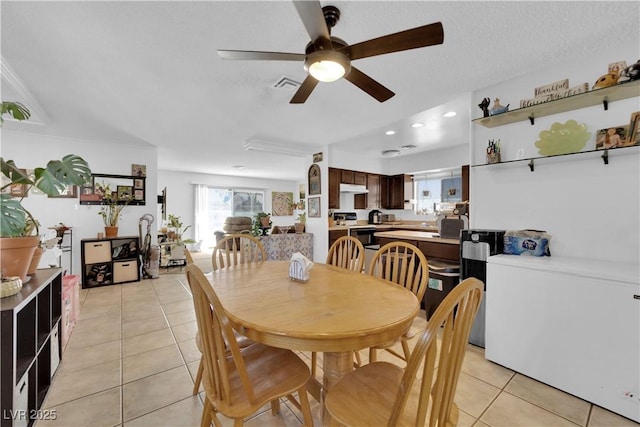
top-left (411, 122), bottom-right (425, 128)
top-left (385, 130), bottom-right (396, 135)
top-left (401, 144), bottom-right (417, 150)
top-left (442, 111), bottom-right (457, 118)
top-left (381, 149), bottom-right (400, 157)
top-left (232, 165), bottom-right (246, 169)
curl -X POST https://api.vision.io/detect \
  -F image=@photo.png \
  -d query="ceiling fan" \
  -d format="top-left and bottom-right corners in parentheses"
top-left (217, 1), bottom-right (444, 104)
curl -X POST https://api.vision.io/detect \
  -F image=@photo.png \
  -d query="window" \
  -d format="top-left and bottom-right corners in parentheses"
top-left (413, 169), bottom-right (461, 215)
top-left (202, 188), bottom-right (265, 248)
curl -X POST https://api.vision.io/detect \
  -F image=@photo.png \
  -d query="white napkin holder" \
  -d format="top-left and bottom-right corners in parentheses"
top-left (289, 252), bottom-right (313, 283)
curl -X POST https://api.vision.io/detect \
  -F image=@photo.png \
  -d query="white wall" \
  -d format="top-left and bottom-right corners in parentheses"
top-left (2, 130), bottom-right (158, 275)
top-left (470, 40), bottom-right (639, 263)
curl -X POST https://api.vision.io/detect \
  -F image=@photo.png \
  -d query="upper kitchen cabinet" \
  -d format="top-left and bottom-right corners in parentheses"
top-left (366, 173), bottom-right (381, 209)
top-left (328, 167), bottom-right (340, 209)
top-left (340, 169), bottom-right (366, 185)
top-left (403, 174), bottom-right (414, 210)
top-left (354, 173), bottom-right (380, 209)
top-left (381, 174), bottom-right (407, 209)
top-left (340, 169), bottom-right (354, 184)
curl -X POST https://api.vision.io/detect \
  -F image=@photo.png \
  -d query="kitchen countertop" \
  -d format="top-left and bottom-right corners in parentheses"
top-left (374, 230), bottom-right (460, 245)
top-left (328, 223), bottom-right (439, 233)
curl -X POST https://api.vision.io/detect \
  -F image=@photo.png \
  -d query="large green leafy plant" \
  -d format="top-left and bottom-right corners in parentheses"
top-left (1, 101), bottom-right (92, 237)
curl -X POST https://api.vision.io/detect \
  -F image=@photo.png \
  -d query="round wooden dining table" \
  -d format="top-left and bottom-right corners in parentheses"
top-left (206, 260), bottom-right (419, 410)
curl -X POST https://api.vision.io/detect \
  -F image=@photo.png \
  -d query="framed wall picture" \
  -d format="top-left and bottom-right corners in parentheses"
top-left (134, 189), bottom-right (144, 201)
top-left (49, 184), bottom-right (78, 198)
top-left (134, 178), bottom-right (144, 189)
top-left (272, 191), bottom-right (293, 216)
top-left (131, 164), bottom-right (146, 177)
top-left (4, 168), bottom-right (29, 197)
top-left (308, 164), bottom-right (321, 195)
top-left (308, 197), bottom-right (321, 218)
top-left (117, 185), bottom-right (133, 201)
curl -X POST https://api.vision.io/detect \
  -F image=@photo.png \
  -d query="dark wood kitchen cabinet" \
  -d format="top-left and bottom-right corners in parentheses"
top-left (366, 173), bottom-right (381, 208)
top-left (340, 169), bottom-right (366, 185)
top-left (381, 174), bottom-right (405, 209)
top-left (340, 169), bottom-right (354, 184)
top-left (328, 229), bottom-right (348, 249)
top-left (354, 172), bottom-right (381, 209)
top-left (354, 171), bottom-right (366, 185)
top-left (328, 167), bottom-right (340, 209)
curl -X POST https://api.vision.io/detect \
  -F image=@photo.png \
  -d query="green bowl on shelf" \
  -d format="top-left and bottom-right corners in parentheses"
top-left (534, 120), bottom-right (591, 156)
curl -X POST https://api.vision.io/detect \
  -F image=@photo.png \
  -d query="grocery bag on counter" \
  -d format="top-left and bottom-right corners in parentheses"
top-left (503, 229), bottom-right (551, 256)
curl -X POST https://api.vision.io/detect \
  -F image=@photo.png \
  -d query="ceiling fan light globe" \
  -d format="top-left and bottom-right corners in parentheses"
top-left (309, 60), bottom-right (344, 82)
top-left (304, 50), bottom-right (351, 82)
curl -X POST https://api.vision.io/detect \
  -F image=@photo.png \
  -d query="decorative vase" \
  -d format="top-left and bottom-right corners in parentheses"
top-left (294, 223), bottom-right (305, 233)
top-left (104, 226), bottom-right (118, 238)
top-left (0, 236), bottom-right (40, 282)
top-left (27, 246), bottom-right (44, 276)
top-left (171, 243), bottom-right (186, 260)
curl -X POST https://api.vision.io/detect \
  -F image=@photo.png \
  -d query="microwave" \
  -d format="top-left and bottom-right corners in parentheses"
top-left (381, 214), bottom-right (395, 222)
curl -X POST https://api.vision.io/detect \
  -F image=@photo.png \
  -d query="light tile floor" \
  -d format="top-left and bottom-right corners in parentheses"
top-left (36, 257), bottom-right (639, 427)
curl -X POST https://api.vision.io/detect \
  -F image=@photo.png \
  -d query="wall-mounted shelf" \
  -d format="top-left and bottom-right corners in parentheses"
top-left (79, 173), bottom-right (146, 206)
top-left (472, 79), bottom-right (640, 128)
top-left (472, 145), bottom-right (638, 171)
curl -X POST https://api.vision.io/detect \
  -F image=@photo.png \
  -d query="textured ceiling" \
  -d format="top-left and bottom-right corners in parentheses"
top-left (2, 1), bottom-right (638, 180)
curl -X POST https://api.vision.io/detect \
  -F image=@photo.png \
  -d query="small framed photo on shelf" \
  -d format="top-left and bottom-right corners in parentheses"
top-left (627, 111), bottom-right (640, 146)
top-left (134, 189), bottom-right (144, 201)
top-left (308, 197), bottom-right (321, 218)
top-left (134, 178), bottom-right (144, 189)
top-left (131, 164), bottom-right (146, 177)
top-left (117, 185), bottom-right (133, 201)
top-left (595, 125), bottom-right (629, 150)
top-left (49, 184), bottom-right (78, 198)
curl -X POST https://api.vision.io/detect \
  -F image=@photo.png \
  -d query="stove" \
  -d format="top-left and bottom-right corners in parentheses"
top-left (333, 212), bottom-right (358, 226)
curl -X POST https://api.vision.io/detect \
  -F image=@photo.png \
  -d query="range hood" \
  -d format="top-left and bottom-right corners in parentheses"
top-left (339, 183), bottom-right (369, 194)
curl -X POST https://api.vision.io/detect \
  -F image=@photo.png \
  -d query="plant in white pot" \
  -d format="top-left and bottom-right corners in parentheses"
top-left (1, 102), bottom-right (92, 285)
top-left (166, 214), bottom-right (195, 259)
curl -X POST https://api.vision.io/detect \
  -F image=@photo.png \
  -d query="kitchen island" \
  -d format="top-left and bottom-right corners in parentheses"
top-left (374, 230), bottom-right (460, 263)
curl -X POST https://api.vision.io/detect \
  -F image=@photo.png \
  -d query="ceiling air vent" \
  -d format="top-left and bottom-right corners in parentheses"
top-left (382, 149), bottom-right (401, 157)
top-left (273, 77), bottom-right (301, 89)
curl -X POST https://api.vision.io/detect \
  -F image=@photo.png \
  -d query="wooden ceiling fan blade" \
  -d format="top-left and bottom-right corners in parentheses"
top-left (344, 67), bottom-right (395, 103)
top-left (290, 75), bottom-right (319, 104)
top-left (217, 50), bottom-right (305, 61)
top-left (341, 22), bottom-right (444, 60)
top-left (292, 0), bottom-right (332, 50)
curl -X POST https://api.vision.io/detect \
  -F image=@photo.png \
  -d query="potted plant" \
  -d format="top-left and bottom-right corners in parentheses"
top-left (1, 101), bottom-right (92, 283)
top-left (295, 212), bottom-right (306, 233)
top-left (166, 214), bottom-right (195, 259)
top-left (251, 212), bottom-right (271, 236)
top-left (95, 182), bottom-right (128, 238)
